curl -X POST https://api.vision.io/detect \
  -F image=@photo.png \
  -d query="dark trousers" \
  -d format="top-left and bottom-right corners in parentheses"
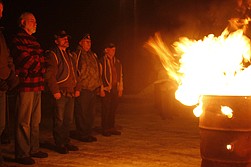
top-left (53, 95), bottom-right (74, 146)
top-left (0, 91), bottom-right (6, 163)
top-left (1, 91), bottom-right (18, 143)
top-left (0, 91), bottom-right (6, 136)
top-left (75, 89), bottom-right (97, 137)
top-left (101, 88), bottom-right (119, 130)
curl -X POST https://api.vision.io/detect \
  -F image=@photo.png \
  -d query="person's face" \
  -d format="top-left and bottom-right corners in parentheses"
top-left (0, 3), bottom-right (3, 19)
top-left (79, 39), bottom-right (91, 51)
top-left (105, 47), bottom-right (116, 59)
top-left (55, 36), bottom-right (69, 50)
top-left (22, 14), bottom-right (37, 35)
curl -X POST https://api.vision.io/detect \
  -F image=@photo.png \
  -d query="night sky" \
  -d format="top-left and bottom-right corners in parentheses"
top-left (1, 0), bottom-right (238, 93)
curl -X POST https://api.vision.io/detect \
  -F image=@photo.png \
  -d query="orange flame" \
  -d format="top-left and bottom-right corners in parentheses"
top-left (146, 19), bottom-right (251, 108)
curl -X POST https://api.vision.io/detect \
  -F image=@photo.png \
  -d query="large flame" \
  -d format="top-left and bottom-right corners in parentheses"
top-left (146, 19), bottom-right (251, 108)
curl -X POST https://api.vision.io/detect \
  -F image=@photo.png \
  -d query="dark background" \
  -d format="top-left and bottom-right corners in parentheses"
top-left (1, 0), bottom-right (238, 94)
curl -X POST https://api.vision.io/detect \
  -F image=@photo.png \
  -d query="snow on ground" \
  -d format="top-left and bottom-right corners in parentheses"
top-left (2, 85), bottom-right (201, 167)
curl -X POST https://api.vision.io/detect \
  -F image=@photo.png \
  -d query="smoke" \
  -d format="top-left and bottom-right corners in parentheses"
top-left (152, 0), bottom-right (238, 40)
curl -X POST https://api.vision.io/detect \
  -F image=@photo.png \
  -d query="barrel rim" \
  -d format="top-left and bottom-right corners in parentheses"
top-left (201, 157), bottom-right (251, 164)
top-left (199, 126), bottom-right (251, 132)
top-left (202, 95), bottom-right (251, 98)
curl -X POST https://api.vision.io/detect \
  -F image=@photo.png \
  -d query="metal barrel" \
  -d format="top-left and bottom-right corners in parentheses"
top-left (199, 95), bottom-right (251, 167)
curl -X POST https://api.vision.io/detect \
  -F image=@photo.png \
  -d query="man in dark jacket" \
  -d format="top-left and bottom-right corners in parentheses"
top-left (44, 30), bottom-right (79, 154)
top-left (99, 43), bottom-right (123, 136)
top-left (73, 34), bottom-right (102, 142)
top-left (0, 1), bottom-right (19, 166)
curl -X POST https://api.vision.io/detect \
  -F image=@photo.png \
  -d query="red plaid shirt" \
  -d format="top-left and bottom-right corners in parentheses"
top-left (11, 28), bottom-right (45, 92)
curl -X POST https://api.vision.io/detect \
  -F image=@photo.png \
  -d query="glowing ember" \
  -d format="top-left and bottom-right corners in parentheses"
top-left (221, 106), bottom-right (233, 118)
top-left (226, 144), bottom-right (233, 151)
top-left (146, 18), bottom-right (251, 115)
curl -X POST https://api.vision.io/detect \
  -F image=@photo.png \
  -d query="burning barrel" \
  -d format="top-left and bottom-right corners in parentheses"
top-left (200, 95), bottom-right (251, 167)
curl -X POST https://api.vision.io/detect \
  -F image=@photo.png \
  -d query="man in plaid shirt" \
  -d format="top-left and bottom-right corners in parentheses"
top-left (10, 12), bottom-right (48, 165)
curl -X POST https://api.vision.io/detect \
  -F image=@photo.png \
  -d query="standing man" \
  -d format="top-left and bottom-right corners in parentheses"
top-left (0, 0), bottom-right (19, 166)
top-left (10, 12), bottom-right (48, 165)
top-left (73, 34), bottom-right (102, 142)
top-left (44, 30), bottom-right (79, 154)
top-left (99, 43), bottom-right (123, 136)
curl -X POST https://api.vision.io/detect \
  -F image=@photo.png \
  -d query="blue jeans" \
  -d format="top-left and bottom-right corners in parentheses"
top-left (15, 91), bottom-right (41, 158)
top-left (0, 91), bottom-right (6, 162)
top-left (53, 95), bottom-right (74, 146)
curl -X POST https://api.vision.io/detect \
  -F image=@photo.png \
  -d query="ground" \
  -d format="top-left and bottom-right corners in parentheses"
top-left (1, 84), bottom-right (201, 167)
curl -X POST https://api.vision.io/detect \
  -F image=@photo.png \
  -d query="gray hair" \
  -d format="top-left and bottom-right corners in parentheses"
top-left (18, 12), bottom-right (34, 28)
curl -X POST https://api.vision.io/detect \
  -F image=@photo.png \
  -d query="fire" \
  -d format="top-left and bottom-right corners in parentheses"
top-left (146, 19), bottom-right (251, 116)
top-left (147, 28), bottom-right (251, 104)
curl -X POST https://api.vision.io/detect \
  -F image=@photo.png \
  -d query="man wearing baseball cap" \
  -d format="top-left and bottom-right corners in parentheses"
top-left (44, 30), bottom-right (79, 154)
top-left (72, 33), bottom-right (102, 142)
top-left (99, 43), bottom-right (123, 136)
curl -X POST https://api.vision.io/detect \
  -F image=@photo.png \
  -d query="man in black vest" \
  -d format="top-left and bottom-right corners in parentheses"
top-left (44, 30), bottom-right (79, 154)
